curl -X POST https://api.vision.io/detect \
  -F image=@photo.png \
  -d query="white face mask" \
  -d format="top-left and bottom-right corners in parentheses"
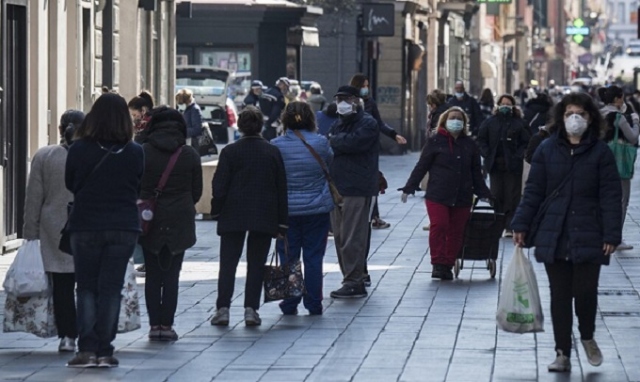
top-left (564, 114), bottom-right (588, 137)
top-left (337, 101), bottom-right (354, 116)
top-left (621, 103), bottom-right (628, 113)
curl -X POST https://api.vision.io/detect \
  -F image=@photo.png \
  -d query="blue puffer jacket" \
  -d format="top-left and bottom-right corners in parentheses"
top-left (271, 130), bottom-right (334, 216)
top-left (183, 102), bottom-right (203, 138)
top-left (511, 132), bottom-right (622, 265)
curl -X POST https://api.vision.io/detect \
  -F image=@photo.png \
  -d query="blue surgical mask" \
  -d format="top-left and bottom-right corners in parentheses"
top-left (445, 119), bottom-right (464, 133)
top-left (360, 88), bottom-right (369, 97)
top-left (455, 92), bottom-right (464, 98)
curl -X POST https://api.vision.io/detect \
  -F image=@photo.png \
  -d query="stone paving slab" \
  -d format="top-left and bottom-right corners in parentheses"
top-left (0, 153), bottom-right (639, 382)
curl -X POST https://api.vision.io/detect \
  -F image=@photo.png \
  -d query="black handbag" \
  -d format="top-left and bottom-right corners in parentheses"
top-left (59, 147), bottom-right (114, 255)
top-left (197, 125), bottom-right (218, 157)
top-left (263, 238), bottom-right (306, 303)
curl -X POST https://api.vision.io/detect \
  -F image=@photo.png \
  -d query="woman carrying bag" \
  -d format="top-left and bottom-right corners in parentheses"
top-left (138, 107), bottom-right (203, 341)
top-left (512, 93), bottom-right (622, 372)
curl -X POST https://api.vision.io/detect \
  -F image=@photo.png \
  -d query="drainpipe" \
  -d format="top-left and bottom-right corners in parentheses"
top-left (76, 0), bottom-right (83, 109)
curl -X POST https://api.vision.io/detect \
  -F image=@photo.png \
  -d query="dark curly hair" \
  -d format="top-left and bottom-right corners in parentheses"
top-left (281, 101), bottom-right (316, 131)
top-left (548, 92), bottom-right (605, 140)
top-left (237, 106), bottom-right (264, 136)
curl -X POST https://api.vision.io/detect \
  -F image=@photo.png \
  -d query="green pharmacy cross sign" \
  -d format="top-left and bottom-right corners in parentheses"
top-left (566, 18), bottom-right (590, 44)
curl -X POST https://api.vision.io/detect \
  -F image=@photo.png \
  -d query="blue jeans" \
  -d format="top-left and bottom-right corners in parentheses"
top-left (277, 213), bottom-right (330, 314)
top-left (71, 231), bottom-right (138, 357)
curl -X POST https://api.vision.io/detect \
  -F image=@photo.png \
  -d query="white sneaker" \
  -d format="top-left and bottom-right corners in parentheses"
top-left (244, 307), bottom-right (262, 326)
top-left (617, 241), bottom-right (633, 251)
top-left (548, 350), bottom-right (571, 372)
top-left (581, 339), bottom-right (603, 366)
top-left (58, 337), bottom-right (76, 353)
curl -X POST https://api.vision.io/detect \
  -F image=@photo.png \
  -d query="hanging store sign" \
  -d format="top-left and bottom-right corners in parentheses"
top-left (361, 3), bottom-right (395, 37)
top-left (566, 18), bottom-right (590, 44)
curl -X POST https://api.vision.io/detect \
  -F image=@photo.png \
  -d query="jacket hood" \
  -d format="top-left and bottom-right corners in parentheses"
top-left (600, 104), bottom-right (620, 116)
top-left (145, 121), bottom-right (187, 152)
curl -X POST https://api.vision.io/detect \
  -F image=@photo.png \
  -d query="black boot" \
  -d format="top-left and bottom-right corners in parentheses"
top-left (441, 266), bottom-right (454, 281)
top-left (431, 265), bottom-right (445, 279)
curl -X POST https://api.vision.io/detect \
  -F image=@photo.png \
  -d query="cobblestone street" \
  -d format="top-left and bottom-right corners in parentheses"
top-left (1, 153), bottom-right (639, 382)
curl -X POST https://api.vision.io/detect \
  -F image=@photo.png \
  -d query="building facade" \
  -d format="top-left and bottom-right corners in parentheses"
top-left (0, 0), bottom-right (175, 251)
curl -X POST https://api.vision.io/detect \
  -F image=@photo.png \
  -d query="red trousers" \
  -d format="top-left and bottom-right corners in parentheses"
top-left (426, 200), bottom-right (471, 266)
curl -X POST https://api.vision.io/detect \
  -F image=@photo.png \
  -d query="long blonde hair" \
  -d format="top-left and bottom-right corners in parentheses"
top-left (436, 106), bottom-right (470, 135)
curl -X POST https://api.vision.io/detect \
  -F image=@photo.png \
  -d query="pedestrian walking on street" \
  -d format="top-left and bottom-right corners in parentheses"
top-left (478, 88), bottom-right (495, 121)
top-left (399, 107), bottom-right (492, 280)
top-left (128, 90), bottom-right (155, 143)
top-left (64, 93), bottom-right (144, 368)
top-left (512, 92), bottom-right (622, 373)
top-left (427, 90), bottom-right (448, 135)
top-left (328, 85), bottom-right (380, 298)
top-left (210, 106), bottom-right (288, 326)
top-left (316, 103), bottom-right (338, 137)
top-left (23, 110), bottom-right (84, 354)
top-left (598, 85), bottom-right (639, 251)
top-left (138, 107), bottom-right (203, 341)
top-left (477, 94), bottom-right (531, 237)
top-left (446, 81), bottom-right (483, 136)
top-left (523, 92), bottom-right (554, 136)
top-left (260, 77), bottom-right (289, 141)
top-left (176, 88), bottom-right (204, 151)
top-left (271, 102), bottom-right (334, 315)
top-left (307, 83), bottom-right (327, 114)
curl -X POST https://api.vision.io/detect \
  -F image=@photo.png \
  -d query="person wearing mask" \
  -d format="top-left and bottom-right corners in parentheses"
top-left (138, 107), bottom-right (203, 341)
top-left (316, 103), bottom-right (338, 137)
top-left (175, 89), bottom-right (204, 151)
top-left (271, 102), bottom-right (334, 315)
top-left (327, 85), bottom-right (379, 298)
top-left (477, 94), bottom-right (531, 237)
top-left (512, 92), bottom-right (622, 373)
top-left (524, 92), bottom-right (554, 136)
top-left (242, 80), bottom-right (264, 109)
top-left (307, 83), bottom-right (327, 114)
top-left (128, 91), bottom-right (155, 143)
top-left (446, 81), bottom-right (483, 136)
top-left (349, 74), bottom-right (407, 233)
top-left (478, 88), bottom-right (495, 121)
top-left (64, 93), bottom-right (144, 368)
top-left (398, 107), bottom-right (492, 280)
top-left (210, 106), bottom-right (288, 326)
top-left (598, 85), bottom-right (640, 251)
top-left (23, 110), bottom-right (84, 354)
top-left (260, 77), bottom-right (290, 140)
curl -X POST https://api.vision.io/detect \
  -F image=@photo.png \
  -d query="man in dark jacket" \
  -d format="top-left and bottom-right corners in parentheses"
top-left (328, 85), bottom-right (380, 299)
top-left (447, 81), bottom-right (483, 135)
top-left (242, 80), bottom-right (264, 109)
top-left (259, 77), bottom-right (290, 141)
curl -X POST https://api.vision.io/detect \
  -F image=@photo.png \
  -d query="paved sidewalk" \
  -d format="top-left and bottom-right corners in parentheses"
top-left (1, 153), bottom-right (639, 382)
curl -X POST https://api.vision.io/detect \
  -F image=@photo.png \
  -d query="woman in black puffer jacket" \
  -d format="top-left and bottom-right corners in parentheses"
top-left (512, 93), bottom-right (622, 373)
top-left (139, 107), bottom-right (203, 341)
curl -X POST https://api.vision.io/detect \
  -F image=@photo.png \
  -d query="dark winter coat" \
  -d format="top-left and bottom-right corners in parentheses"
top-left (401, 129), bottom-right (491, 207)
top-left (138, 122), bottom-right (203, 255)
top-left (428, 103), bottom-right (449, 132)
top-left (259, 87), bottom-right (286, 128)
top-left (183, 102), bottom-right (204, 138)
top-left (479, 101), bottom-right (494, 121)
top-left (511, 133), bottom-right (622, 265)
top-left (329, 108), bottom-right (380, 197)
top-left (524, 97), bottom-right (553, 135)
top-left (243, 92), bottom-right (261, 108)
top-left (477, 114), bottom-right (531, 174)
top-left (524, 129), bottom-right (550, 164)
top-left (364, 97), bottom-right (397, 140)
top-left (211, 136), bottom-right (288, 236)
top-left (446, 93), bottom-right (483, 135)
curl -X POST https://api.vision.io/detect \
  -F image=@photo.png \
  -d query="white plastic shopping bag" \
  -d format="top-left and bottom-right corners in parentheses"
top-left (118, 260), bottom-right (141, 333)
top-left (2, 240), bottom-right (49, 297)
top-left (496, 246), bottom-right (544, 333)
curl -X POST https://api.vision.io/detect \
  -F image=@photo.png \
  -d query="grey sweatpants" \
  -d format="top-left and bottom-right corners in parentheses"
top-left (331, 196), bottom-right (372, 286)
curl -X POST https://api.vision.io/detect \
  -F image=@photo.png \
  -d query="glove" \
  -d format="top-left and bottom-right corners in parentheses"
top-left (397, 187), bottom-right (414, 204)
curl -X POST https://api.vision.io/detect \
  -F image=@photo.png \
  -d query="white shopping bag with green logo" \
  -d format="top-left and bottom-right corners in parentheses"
top-left (496, 246), bottom-right (544, 333)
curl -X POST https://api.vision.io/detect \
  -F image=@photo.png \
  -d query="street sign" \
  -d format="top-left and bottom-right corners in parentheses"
top-left (476, 0), bottom-right (512, 3)
top-left (566, 18), bottom-right (590, 44)
top-left (361, 4), bottom-right (395, 37)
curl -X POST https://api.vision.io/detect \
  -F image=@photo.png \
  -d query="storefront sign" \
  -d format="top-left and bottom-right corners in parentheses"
top-left (361, 3), bottom-right (395, 37)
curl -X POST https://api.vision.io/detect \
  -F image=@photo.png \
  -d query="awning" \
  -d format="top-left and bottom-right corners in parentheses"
top-left (288, 26), bottom-right (320, 47)
top-left (481, 59), bottom-right (498, 79)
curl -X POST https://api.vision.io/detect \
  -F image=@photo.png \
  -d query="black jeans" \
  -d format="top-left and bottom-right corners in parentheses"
top-left (217, 231), bottom-right (272, 310)
top-left (71, 230), bottom-right (138, 357)
top-left (143, 246), bottom-right (185, 327)
top-left (51, 272), bottom-right (77, 339)
top-left (545, 260), bottom-right (601, 357)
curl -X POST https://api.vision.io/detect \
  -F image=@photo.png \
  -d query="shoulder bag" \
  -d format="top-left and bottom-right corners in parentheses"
top-left (293, 130), bottom-right (343, 207)
top-left (59, 146), bottom-right (115, 255)
top-left (608, 113), bottom-right (637, 180)
top-left (137, 146), bottom-right (183, 236)
top-left (523, 163), bottom-right (575, 248)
